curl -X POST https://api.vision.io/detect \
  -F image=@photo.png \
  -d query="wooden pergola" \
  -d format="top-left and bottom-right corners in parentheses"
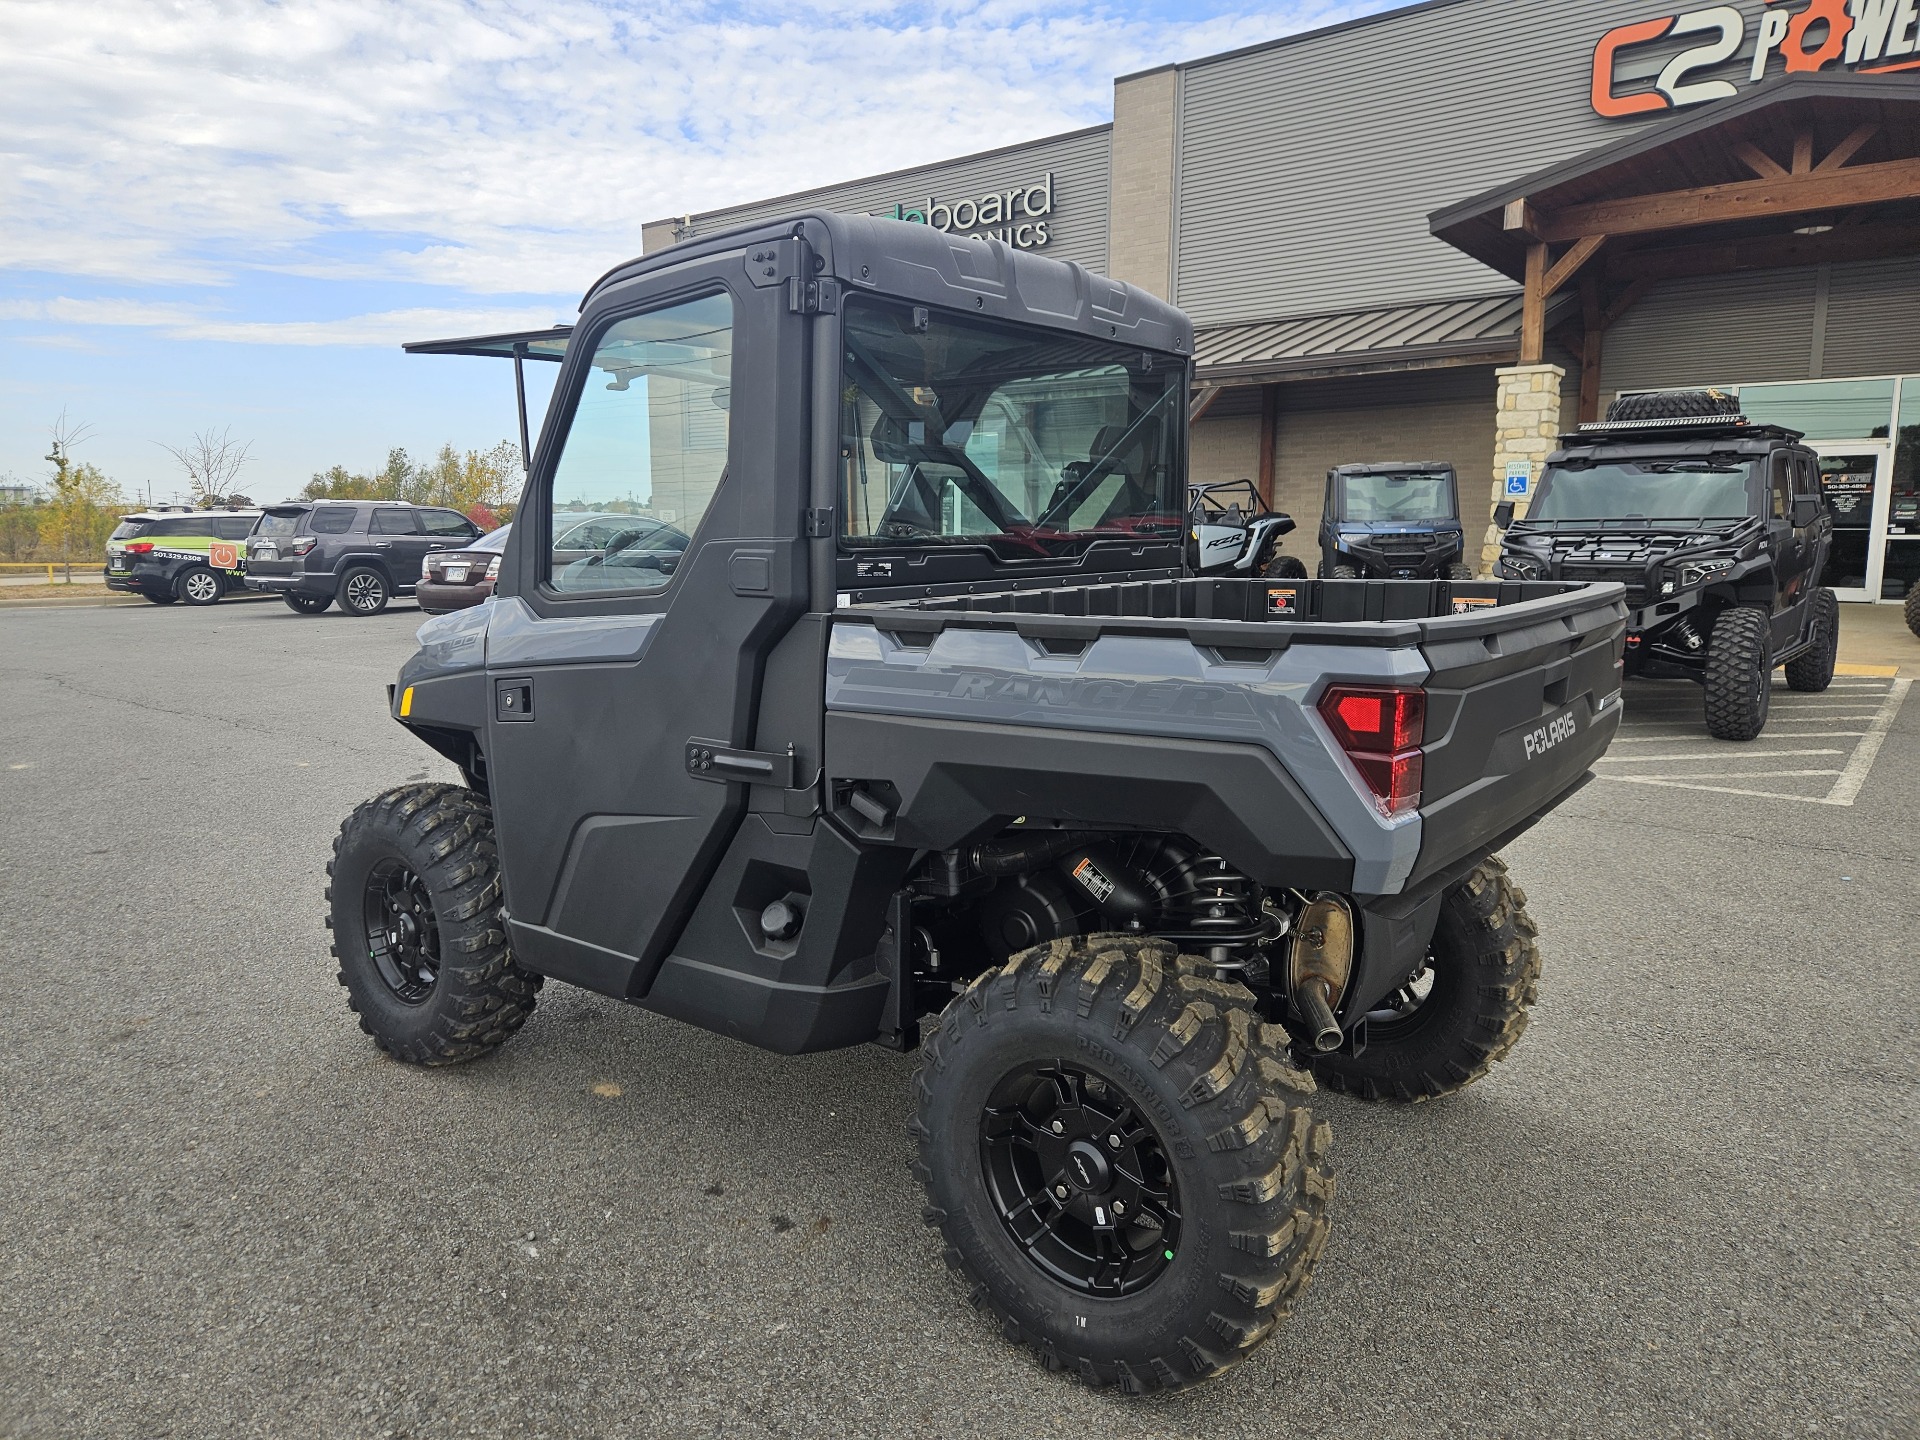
top-left (1431, 75), bottom-right (1920, 421)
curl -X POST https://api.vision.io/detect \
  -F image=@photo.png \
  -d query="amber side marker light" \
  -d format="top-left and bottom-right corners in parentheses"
top-left (399, 686), bottom-right (414, 718)
top-left (1316, 684), bottom-right (1425, 817)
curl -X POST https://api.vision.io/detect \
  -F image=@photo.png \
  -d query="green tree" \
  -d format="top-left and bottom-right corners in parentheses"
top-left (41, 455), bottom-right (124, 573)
top-left (0, 492), bottom-right (45, 561)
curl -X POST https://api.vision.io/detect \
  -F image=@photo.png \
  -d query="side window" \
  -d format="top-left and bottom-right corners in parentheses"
top-left (215, 517), bottom-right (255, 539)
top-left (420, 509), bottom-right (477, 538)
top-left (309, 507), bottom-right (355, 534)
top-left (1795, 453), bottom-right (1821, 497)
top-left (371, 509), bottom-right (419, 535)
top-left (546, 292), bottom-right (733, 594)
top-left (1769, 453), bottom-right (1792, 520)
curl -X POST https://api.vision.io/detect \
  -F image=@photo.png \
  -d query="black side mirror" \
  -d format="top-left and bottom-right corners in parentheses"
top-left (1493, 502), bottom-right (1515, 530)
top-left (1791, 496), bottom-right (1822, 528)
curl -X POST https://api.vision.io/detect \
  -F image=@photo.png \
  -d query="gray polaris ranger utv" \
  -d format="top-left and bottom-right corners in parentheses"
top-left (330, 214), bottom-right (1626, 1394)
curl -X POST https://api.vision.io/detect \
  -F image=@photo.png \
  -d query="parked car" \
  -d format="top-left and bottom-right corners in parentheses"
top-left (244, 501), bottom-right (480, 615)
top-left (104, 508), bottom-right (261, 605)
top-left (553, 520), bottom-right (690, 589)
top-left (416, 523), bottom-right (511, 615)
top-left (551, 511), bottom-right (685, 569)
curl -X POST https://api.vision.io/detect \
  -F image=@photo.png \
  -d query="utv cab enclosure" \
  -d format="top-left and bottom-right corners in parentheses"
top-left (1319, 462), bottom-right (1471, 581)
top-left (332, 213), bottom-right (1626, 1394)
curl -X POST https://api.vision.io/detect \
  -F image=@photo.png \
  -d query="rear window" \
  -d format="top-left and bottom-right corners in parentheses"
top-left (255, 511), bottom-right (305, 538)
top-left (468, 524), bottom-right (512, 553)
top-left (310, 507), bottom-right (356, 534)
top-left (110, 521), bottom-right (151, 541)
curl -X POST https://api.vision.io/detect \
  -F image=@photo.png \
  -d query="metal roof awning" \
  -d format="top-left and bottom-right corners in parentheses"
top-left (1191, 290), bottom-right (1575, 388)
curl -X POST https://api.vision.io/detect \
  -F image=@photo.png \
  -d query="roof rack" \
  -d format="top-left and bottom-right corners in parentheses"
top-left (1564, 415), bottom-right (1803, 442)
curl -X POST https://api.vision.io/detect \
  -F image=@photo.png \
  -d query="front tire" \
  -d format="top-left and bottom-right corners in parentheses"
top-left (1784, 587), bottom-right (1839, 693)
top-left (1309, 856), bottom-right (1539, 1103)
top-left (327, 783), bottom-right (540, 1065)
top-left (1905, 586), bottom-right (1920, 639)
top-left (913, 935), bottom-right (1333, 1394)
top-left (1262, 554), bottom-right (1309, 580)
top-left (283, 593), bottom-right (332, 615)
top-left (1446, 563), bottom-right (1476, 581)
top-left (1329, 564), bottom-right (1361, 579)
top-left (338, 566), bottom-right (391, 616)
top-left (1703, 605), bottom-right (1773, 741)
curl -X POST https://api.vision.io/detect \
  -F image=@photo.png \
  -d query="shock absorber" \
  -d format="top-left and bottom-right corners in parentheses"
top-left (1185, 855), bottom-right (1260, 969)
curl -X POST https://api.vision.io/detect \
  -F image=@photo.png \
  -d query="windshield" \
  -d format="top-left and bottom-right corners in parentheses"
top-left (1529, 460), bottom-right (1756, 521)
top-left (840, 298), bottom-right (1184, 559)
top-left (1338, 472), bottom-right (1454, 523)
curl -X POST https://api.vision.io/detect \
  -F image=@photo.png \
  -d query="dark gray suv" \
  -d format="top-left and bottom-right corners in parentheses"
top-left (246, 501), bottom-right (480, 615)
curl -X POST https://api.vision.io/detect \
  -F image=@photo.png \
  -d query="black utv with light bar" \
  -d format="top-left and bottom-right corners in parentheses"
top-left (1495, 389), bottom-right (1839, 741)
top-left (327, 213), bottom-right (1626, 1395)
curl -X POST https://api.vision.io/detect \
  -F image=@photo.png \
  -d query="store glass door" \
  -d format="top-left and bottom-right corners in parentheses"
top-left (1812, 442), bottom-right (1891, 601)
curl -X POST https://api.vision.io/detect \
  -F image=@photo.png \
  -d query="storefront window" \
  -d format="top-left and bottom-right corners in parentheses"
top-left (1738, 379), bottom-right (1895, 440)
top-left (1886, 378), bottom-right (1920, 600)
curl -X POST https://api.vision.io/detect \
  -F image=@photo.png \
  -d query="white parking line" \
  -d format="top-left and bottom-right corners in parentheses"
top-left (1597, 748), bottom-right (1844, 764)
top-left (1600, 678), bottom-right (1910, 805)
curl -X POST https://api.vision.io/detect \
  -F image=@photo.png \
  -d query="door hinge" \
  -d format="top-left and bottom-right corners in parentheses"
top-left (805, 507), bottom-right (836, 538)
top-left (787, 277), bottom-right (841, 314)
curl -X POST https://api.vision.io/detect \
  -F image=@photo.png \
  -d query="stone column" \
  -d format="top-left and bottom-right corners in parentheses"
top-left (1480, 363), bottom-right (1566, 573)
top-left (1107, 67), bottom-right (1177, 298)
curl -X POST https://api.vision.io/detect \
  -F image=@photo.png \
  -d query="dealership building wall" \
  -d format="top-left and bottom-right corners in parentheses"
top-left (649, 0), bottom-right (1920, 595)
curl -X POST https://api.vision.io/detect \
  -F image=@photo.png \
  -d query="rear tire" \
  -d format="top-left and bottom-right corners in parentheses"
top-left (1329, 564), bottom-right (1361, 579)
top-left (339, 566), bottom-right (390, 616)
top-left (327, 782), bottom-right (540, 1065)
top-left (283, 593), bottom-right (332, 615)
top-left (1309, 856), bottom-right (1539, 1103)
top-left (1784, 587), bottom-right (1839, 693)
top-left (178, 566), bottom-right (224, 606)
top-left (913, 934), bottom-right (1333, 1394)
top-left (1905, 586), bottom-right (1920, 639)
top-left (1703, 605), bottom-right (1773, 741)
top-left (1263, 555), bottom-right (1309, 580)
top-left (1446, 563), bottom-right (1475, 581)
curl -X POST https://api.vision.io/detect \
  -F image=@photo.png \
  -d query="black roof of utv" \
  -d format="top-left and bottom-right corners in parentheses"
top-left (584, 212), bottom-right (1196, 357)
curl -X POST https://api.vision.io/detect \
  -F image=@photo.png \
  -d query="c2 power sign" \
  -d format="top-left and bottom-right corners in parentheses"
top-left (872, 173), bottom-right (1057, 250)
top-left (1592, 1), bottom-right (1920, 118)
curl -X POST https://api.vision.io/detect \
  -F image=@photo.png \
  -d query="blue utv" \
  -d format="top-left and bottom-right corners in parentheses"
top-left (1319, 462), bottom-right (1474, 580)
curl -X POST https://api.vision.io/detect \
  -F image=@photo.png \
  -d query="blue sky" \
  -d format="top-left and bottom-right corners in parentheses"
top-left (0, 0), bottom-right (1400, 505)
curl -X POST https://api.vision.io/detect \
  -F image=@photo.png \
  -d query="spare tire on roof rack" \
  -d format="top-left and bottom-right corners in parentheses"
top-left (1605, 388), bottom-right (1743, 423)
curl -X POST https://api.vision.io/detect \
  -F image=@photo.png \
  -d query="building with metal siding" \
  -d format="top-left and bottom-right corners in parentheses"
top-left (646, 0), bottom-right (1920, 604)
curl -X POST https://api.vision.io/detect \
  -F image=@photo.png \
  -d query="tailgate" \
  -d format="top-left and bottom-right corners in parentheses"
top-left (1410, 585), bottom-right (1626, 885)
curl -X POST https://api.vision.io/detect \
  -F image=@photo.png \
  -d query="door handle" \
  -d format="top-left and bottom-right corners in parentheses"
top-left (374, 541), bottom-right (393, 549)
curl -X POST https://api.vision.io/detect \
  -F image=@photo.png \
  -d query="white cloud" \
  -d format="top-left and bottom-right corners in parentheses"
top-left (0, 297), bottom-right (566, 346)
top-left (0, 0), bottom-right (1392, 305)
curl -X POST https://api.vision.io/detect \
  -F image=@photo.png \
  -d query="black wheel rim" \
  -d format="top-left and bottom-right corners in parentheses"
top-left (361, 858), bottom-right (440, 1003)
top-left (979, 1061), bottom-right (1181, 1297)
top-left (1364, 958), bottom-right (1439, 1038)
top-left (345, 574), bottom-right (384, 611)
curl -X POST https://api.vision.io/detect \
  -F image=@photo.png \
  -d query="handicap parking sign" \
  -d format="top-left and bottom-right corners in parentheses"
top-left (1505, 462), bottom-right (1532, 497)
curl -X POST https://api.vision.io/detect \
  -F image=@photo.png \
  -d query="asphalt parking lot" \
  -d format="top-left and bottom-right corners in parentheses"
top-left (3, 597), bottom-right (1916, 1440)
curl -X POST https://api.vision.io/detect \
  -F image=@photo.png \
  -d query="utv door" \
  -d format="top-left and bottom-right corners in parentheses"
top-left (482, 264), bottom-right (810, 999)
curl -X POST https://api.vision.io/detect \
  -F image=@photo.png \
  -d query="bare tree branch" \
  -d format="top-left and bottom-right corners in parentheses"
top-left (160, 427), bottom-right (254, 507)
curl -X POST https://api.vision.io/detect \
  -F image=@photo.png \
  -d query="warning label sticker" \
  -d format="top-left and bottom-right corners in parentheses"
top-left (1265, 586), bottom-right (1300, 617)
top-left (1450, 596), bottom-right (1499, 615)
top-left (1071, 856), bottom-right (1116, 904)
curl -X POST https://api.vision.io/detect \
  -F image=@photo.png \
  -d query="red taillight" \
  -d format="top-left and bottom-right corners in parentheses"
top-left (290, 537), bottom-right (317, 556)
top-left (1318, 684), bottom-right (1426, 817)
top-left (125, 541), bottom-right (155, 554)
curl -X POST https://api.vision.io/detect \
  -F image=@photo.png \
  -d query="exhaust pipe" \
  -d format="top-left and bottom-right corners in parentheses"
top-left (1294, 979), bottom-right (1343, 1052)
top-left (1288, 894), bottom-right (1356, 1052)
